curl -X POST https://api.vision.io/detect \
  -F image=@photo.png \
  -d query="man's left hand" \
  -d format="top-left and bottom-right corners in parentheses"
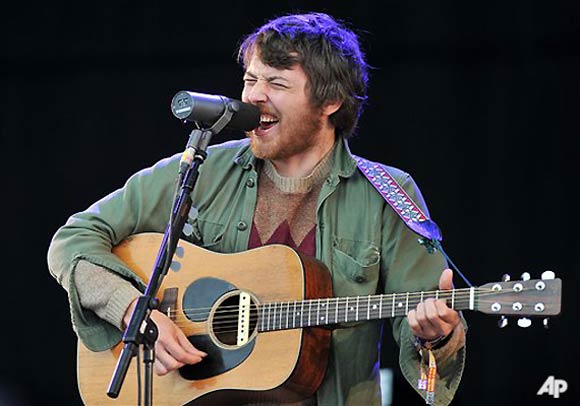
top-left (407, 268), bottom-right (461, 342)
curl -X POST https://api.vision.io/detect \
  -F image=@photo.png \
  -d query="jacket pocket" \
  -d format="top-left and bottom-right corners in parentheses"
top-left (332, 237), bottom-right (380, 295)
top-left (185, 217), bottom-right (225, 251)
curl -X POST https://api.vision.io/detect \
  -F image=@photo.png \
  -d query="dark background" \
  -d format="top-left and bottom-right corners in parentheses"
top-left (1, 1), bottom-right (578, 405)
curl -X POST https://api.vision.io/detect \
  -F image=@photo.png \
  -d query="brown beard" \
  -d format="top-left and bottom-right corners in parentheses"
top-left (248, 108), bottom-right (324, 162)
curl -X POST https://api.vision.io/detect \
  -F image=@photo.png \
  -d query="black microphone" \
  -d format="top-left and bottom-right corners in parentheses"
top-left (171, 91), bottom-right (260, 131)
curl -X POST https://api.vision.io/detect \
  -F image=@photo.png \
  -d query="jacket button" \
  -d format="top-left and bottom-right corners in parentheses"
top-left (355, 275), bottom-right (366, 283)
top-left (246, 178), bottom-right (255, 188)
top-left (237, 221), bottom-right (248, 231)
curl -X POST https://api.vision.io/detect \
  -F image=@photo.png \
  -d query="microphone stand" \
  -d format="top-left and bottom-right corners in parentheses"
top-left (106, 98), bottom-right (237, 405)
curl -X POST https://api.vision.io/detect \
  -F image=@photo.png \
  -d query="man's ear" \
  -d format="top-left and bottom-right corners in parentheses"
top-left (322, 99), bottom-right (343, 117)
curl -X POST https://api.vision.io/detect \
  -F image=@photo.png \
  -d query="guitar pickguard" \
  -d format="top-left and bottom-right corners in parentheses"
top-left (182, 277), bottom-right (236, 322)
top-left (179, 277), bottom-right (257, 380)
top-left (179, 334), bottom-right (255, 380)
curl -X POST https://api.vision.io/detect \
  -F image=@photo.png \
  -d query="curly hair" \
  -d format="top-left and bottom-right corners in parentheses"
top-left (238, 13), bottom-right (369, 138)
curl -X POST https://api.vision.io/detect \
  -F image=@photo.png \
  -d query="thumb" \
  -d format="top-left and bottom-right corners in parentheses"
top-left (439, 268), bottom-right (454, 290)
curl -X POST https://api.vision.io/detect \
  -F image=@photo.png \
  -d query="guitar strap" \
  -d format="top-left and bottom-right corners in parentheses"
top-left (354, 155), bottom-right (442, 243)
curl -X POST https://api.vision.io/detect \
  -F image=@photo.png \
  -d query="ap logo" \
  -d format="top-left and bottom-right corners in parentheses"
top-left (537, 376), bottom-right (568, 399)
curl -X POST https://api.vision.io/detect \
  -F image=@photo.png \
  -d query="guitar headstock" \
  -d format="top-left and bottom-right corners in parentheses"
top-left (477, 271), bottom-right (561, 328)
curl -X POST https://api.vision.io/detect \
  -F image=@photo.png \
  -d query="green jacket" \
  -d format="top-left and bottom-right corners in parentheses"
top-left (48, 138), bottom-right (465, 405)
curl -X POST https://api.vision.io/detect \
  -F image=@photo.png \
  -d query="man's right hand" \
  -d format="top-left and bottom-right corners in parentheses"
top-left (123, 298), bottom-right (207, 376)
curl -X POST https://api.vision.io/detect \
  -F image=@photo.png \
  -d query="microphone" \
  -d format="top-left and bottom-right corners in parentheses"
top-left (171, 91), bottom-right (260, 132)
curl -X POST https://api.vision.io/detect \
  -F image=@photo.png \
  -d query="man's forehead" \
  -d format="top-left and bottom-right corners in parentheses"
top-left (244, 54), bottom-right (304, 78)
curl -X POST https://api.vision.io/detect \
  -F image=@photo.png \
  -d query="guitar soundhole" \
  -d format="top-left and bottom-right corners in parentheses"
top-left (211, 291), bottom-right (259, 348)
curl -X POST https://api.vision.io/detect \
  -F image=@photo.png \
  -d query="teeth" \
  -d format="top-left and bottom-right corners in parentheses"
top-left (260, 114), bottom-right (278, 123)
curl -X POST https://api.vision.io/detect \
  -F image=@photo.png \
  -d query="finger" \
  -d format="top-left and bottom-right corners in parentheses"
top-left (176, 330), bottom-right (207, 358)
top-left (423, 300), bottom-right (448, 337)
top-left (407, 309), bottom-right (425, 337)
top-left (414, 301), bottom-right (438, 339)
top-left (434, 299), bottom-right (460, 327)
top-left (164, 333), bottom-right (205, 365)
top-left (154, 346), bottom-right (185, 376)
top-left (438, 268), bottom-right (454, 291)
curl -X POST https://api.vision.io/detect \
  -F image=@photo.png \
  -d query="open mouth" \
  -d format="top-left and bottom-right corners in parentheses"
top-left (258, 113), bottom-right (279, 131)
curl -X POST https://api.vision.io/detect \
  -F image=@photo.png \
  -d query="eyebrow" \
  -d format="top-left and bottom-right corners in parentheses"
top-left (243, 71), bottom-right (290, 83)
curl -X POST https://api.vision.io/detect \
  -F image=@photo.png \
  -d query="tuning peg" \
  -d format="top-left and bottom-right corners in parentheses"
top-left (541, 271), bottom-right (555, 280)
top-left (520, 272), bottom-right (531, 281)
top-left (517, 317), bottom-right (532, 328)
top-left (543, 318), bottom-right (550, 329)
top-left (501, 274), bottom-right (511, 282)
top-left (498, 315), bottom-right (508, 328)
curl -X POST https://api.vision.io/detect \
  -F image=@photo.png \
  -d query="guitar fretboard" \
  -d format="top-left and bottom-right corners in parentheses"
top-left (257, 288), bottom-right (476, 332)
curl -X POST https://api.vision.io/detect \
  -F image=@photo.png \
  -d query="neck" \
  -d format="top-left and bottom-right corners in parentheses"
top-left (272, 131), bottom-right (336, 178)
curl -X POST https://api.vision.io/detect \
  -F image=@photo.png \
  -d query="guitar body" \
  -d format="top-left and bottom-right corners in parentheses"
top-left (77, 233), bottom-right (333, 405)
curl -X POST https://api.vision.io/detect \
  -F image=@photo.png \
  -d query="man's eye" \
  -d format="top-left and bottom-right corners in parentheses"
top-left (271, 82), bottom-right (288, 89)
top-left (243, 78), bottom-right (257, 85)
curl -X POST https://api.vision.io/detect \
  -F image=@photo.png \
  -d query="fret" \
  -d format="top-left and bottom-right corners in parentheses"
top-left (435, 290), bottom-right (439, 300)
top-left (396, 294), bottom-right (405, 317)
top-left (261, 305), bottom-right (265, 331)
top-left (391, 293), bottom-right (396, 317)
top-left (267, 303), bottom-right (272, 331)
top-left (334, 297), bottom-right (339, 324)
top-left (278, 302), bottom-right (283, 330)
top-left (345, 297), bottom-right (349, 322)
top-left (286, 301), bottom-right (290, 329)
top-left (405, 292), bottom-right (409, 314)
top-left (292, 301), bottom-right (298, 328)
top-left (307, 300), bottom-right (311, 327)
top-left (379, 294), bottom-right (383, 319)
top-left (355, 296), bottom-right (360, 321)
top-left (314, 299), bottom-right (319, 325)
top-left (325, 298), bottom-right (330, 325)
top-left (469, 287), bottom-right (475, 310)
top-left (300, 301), bottom-right (305, 327)
top-left (451, 289), bottom-right (455, 309)
top-left (368, 295), bottom-right (377, 320)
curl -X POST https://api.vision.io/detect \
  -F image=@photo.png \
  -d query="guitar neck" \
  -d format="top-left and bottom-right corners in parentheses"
top-left (257, 288), bottom-right (476, 332)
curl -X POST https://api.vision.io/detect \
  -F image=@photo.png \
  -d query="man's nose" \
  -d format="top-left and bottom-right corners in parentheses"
top-left (244, 81), bottom-right (268, 104)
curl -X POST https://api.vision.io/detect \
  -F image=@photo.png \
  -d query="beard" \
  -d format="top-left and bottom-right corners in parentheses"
top-left (247, 108), bottom-right (324, 162)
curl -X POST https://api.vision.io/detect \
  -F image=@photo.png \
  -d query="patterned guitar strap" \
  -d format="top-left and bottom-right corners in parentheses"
top-left (355, 155), bottom-right (456, 406)
top-left (354, 155), bottom-right (442, 244)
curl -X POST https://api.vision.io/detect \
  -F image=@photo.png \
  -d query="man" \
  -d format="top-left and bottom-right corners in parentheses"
top-left (48, 12), bottom-right (465, 405)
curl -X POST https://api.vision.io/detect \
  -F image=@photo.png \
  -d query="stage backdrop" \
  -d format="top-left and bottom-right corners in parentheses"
top-left (1, 1), bottom-right (577, 405)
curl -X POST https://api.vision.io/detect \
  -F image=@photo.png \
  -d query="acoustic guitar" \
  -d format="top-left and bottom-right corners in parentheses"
top-left (77, 233), bottom-right (562, 405)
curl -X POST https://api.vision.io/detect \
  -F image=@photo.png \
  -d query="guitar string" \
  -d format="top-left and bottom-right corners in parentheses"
top-left (166, 294), bottom-right (542, 332)
top-left (161, 286), bottom-right (540, 317)
top-left (159, 287), bottom-right (546, 334)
